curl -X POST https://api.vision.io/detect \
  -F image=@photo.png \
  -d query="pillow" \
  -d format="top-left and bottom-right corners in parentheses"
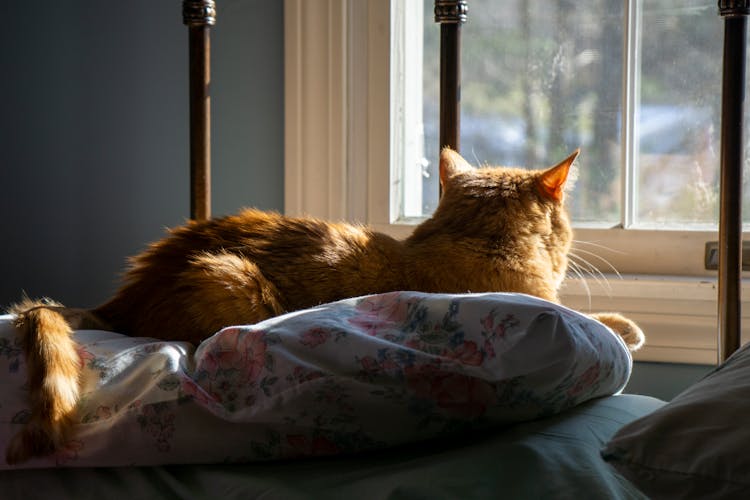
top-left (603, 342), bottom-right (750, 499)
top-left (1, 291), bottom-right (631, 468)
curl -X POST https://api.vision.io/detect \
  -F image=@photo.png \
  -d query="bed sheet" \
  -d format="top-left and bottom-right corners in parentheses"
top-left (0, 393), bottom-right (664, 499)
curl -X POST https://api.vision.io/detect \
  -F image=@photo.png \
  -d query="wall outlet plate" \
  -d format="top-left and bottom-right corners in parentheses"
top-left (704, 241), bottom-right (750, 271)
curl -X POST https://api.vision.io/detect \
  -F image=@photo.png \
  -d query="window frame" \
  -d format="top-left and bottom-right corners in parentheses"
top-left (283, 0), bottom-right (750, 365)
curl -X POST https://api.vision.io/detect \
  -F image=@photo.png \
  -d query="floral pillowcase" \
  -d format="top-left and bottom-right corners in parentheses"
top-left (0, 291), bottom-right (631, 469)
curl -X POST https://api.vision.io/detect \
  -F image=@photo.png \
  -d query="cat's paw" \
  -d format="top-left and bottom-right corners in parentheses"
top-left (589, 312), bottom-right (645, 352)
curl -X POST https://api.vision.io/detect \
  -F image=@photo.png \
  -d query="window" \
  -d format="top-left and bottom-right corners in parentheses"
top-left (284, 0), bottom-right (750, 364)
top-left (390, 0), bottom-right (750, 279)
top-left (411, 0), bottom-right (741, 231)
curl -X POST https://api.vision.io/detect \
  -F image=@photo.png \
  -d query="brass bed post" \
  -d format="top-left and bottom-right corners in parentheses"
top-left (717, 0), bottom-right (748, 362)
top-left (183, 0), bottom-right (216, 221)
top-left (434, 0), bottom-right (468, 154)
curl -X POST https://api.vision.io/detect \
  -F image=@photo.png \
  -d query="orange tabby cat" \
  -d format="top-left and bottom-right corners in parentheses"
top-left (5, 148), bottom-right (644, 464)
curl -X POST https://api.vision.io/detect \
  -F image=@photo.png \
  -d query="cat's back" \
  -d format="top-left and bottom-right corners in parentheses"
top-left (129, 208), bottom-right (405, 286)
top-left (192, 208), bottom-right (396, 261)
top-left (217, 209), bottom-right (407, 303)
top-left (97, 208), bottom-right (407, 337)
top-left (134, 208), bottom-right (371, 257)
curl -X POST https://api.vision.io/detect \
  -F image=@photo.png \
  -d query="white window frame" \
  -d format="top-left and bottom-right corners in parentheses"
top-left (284, 0), bottom-right (750, 365)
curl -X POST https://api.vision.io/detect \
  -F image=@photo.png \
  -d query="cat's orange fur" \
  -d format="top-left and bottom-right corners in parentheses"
top-left (5, 149), bottom-right (644, 465)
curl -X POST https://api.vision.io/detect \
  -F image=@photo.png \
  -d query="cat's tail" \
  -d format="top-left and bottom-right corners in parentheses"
top-left (4, 298), bottom-right (105, 465)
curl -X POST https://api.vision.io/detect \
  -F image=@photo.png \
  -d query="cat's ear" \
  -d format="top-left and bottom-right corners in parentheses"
top-left (439, 148), bottom-right (474, 188)
top-left (538, 149), bottom-right (580, 202)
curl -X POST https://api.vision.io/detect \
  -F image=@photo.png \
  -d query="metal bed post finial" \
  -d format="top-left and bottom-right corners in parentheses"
top-left (719, 0), bottom-right (750, 16)
top-left (434, 0), bottom-right (468, 156)
top-left (717, 0), bottom-right (748, 362)
top-left (183, 0), bottom-right (216, 26)
top-left (434, 0), bottom-right (468, 23)
top-left (183, 0), bottom-right (216, 221)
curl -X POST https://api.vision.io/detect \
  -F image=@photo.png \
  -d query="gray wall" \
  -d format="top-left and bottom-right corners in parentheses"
top-left (0, 0), bottom-right (284, 308)
top-left (626, 362), bottom-right (713, 401)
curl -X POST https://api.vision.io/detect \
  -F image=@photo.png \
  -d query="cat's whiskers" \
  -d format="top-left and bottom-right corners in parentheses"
top-left (571, 246), bottom-right (623, 280)
top-left (470, 149), bottom-right (483, 168)
top-left (568, 248), bottom-right (622, 296)
top-left (566, 259), bottom-right (593, 309)
top-left (568, 253), bottom-right (611, 297)
top-left (572, 239), bottom-right (626, 255)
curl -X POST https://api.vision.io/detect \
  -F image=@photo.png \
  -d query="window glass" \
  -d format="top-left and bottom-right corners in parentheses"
top-left (637, 1), bottom-right (721, 228)
top-left (422, 0), bottom-right (623, 226)
top-left (417, 0), bottom-right (750, 229)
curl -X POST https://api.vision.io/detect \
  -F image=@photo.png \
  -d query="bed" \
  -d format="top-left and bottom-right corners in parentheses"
top-left (1, 1), bottom-right (748, 499)
top-left (0, 292), bottom-right (660, 498)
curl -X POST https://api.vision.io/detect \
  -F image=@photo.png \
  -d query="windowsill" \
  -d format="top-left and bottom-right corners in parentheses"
top-left (561, 274), bottom-right (750, 366)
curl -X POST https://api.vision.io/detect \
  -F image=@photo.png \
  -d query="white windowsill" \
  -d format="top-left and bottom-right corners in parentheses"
top-left (561, 275), bottom-right (750, 365)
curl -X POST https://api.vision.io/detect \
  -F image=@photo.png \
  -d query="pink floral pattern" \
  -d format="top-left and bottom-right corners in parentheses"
top-left (405, 362), bottom-right (497, 418)
top-left (53, 440), bottom-right (84, 466)
top-left (442, 340), bottom-right (484, 366)
top-left (137, 403), bottom-right (176, 453)
top-left (0, 292), bottom-right (631, 469)
top-left (75, 345), bottom-right (96, 369)
top-left (299, 328), bottom-right (331, 348)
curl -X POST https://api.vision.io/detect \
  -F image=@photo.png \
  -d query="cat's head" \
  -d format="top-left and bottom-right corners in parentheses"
top-left (429, 148), bottom-right (579, 299)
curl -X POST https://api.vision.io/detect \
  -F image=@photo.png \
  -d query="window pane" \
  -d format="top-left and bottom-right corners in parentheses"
top-left (636, 1), bottom-right (731, 228)
top-left (421, 0), bottom-right (624, 225)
